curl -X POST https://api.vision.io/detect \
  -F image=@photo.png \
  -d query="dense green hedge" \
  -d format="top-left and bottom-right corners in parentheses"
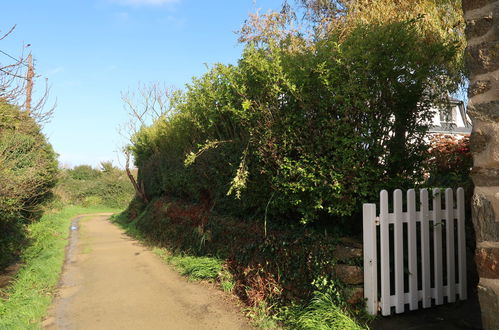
top-left (131, 19), bottom-right (462, 228)
top-left (54, 163), bottom-right (135, 209)
top-left (0, 101), bottom-right (58, 268)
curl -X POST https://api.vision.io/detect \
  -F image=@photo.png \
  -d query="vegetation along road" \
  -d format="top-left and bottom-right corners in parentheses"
top-left (43, 214), bottom-right (252, 330)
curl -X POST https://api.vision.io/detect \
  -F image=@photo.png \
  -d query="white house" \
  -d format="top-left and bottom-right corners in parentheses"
top-left (428, 98), bottom-right (472, 135)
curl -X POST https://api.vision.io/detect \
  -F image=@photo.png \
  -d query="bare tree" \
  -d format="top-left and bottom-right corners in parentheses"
top-left (0, 26), bottom-right (26, 103)
top-left (0, 25), bottom-right (55, 125)
top-left (118, 82), bottom-right (178, 203)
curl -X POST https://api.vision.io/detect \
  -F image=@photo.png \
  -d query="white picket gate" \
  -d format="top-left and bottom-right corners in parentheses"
top-left (363, 188), bottom-right (467, 315)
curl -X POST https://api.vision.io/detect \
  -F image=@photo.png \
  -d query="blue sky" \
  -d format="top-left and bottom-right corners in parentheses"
top-left (0, 0), bottom-right (283, 168)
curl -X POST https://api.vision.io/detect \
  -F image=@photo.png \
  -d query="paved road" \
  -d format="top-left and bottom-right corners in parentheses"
top-left (43, 214), bottom-right (251, 330)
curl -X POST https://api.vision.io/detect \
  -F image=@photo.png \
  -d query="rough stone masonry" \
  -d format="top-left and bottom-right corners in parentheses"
top-left (463, 0), bottom-right (499, 329)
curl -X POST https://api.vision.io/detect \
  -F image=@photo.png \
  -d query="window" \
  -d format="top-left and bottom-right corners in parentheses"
top-left (439, 107), bottom-right (456, 128)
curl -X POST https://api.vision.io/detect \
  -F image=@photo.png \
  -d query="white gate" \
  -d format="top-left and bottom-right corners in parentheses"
top-left (363, 188), bottom-right (467, 315)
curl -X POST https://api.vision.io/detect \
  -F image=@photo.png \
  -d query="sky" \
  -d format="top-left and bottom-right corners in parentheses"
top-left (0, 0), bottom-right (283, 168)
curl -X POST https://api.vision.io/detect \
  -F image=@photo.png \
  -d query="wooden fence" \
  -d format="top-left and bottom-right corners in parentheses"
top-left (363, 188), bottom-right (467, 315)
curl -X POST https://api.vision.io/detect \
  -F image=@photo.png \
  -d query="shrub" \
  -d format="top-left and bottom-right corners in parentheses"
top-left (69, 165), bottom-right (100, 180)
top-left (82, 196), bottom-right (103, 207)
top-left (425, 134), bottom-right (472, 190)
top-left (54, 162), bottom-right (135, 209)
top-left (0, 101), bottom-right (58, 268)
top-left (131, 19), bottom-right (462, 228)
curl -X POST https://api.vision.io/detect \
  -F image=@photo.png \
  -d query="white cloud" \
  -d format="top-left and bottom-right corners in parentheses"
top-left (109, 0), bottom-right (179, 6)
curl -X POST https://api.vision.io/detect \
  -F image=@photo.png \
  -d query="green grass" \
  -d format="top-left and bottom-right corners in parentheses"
top-left (281, 291), bottom-right (365, 330)
top-left (219, 269), bottom-right (235, 293)
top-left (152, 247), bottom-right (223, 281)
top-left (246, 301), bottom-right (282, 329)
top-left (0, 205), bottom-right (120, 330)
top-left (170, 255), bottom-right (223, 280)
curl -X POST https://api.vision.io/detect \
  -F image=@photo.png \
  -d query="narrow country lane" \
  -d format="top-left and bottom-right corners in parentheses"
top-left (43, 215), bottom-right (252, 330)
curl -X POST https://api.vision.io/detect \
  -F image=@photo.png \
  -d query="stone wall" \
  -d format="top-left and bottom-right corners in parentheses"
top-left (463, 0), bottom-right (499, 329)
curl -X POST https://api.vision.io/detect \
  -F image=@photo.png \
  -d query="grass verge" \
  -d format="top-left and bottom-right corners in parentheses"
top-left (0, 205), bottom-right (120, 329)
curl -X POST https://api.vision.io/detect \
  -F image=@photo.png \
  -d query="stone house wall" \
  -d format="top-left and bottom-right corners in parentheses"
top-left (463, 0), bottom-right (499, 329)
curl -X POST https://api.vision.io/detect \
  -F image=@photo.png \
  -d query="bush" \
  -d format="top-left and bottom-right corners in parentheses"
top-left (54, 162), bottom-right (135, 209)
top-left (131, 19), bottom-right (461, 228)
top-left (425, 134), bottom-right (472, 190)
top-left (0, 101), bottom-right (58, 268)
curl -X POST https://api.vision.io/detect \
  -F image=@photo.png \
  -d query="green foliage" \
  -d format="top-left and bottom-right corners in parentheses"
top-left (279, 277), bottom-right (365, 329)
top-left (118, 3), bottom-right (465, 327)
top-left (0, 101), bottom-right (58, 268)
top-left (219, 269), bottom-right (236, 293)
top-left (168, 255), bottom-right (223, 281)
top-left (131, 17), bottom-right (462, 227)
top-left (282, 290), bottom-right (364, 330)
top-left (69, 165), bottom-right (100, 180)
top-left (0, 206), bottom-right (119, 329)
top-left (246, 301), bottom-right (281, 329)
top-left (54, 162), bottom-right (135, 209)
top-left (151, 246), bottom-right (224, 282)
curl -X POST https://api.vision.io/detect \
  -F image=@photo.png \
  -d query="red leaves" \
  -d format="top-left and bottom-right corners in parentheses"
top-left (427, 133), bottom-right (472, 171)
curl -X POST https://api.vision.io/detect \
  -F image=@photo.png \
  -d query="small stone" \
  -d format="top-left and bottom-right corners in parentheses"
top-left (468, 101), bottom-right (499, 123)
top-left (470, 131), bottom-right (489, 154)
top-left (465, 16), bottom-right (494, 39)
top-left (472, 194), bottom-right (499, 242)
top-left (333, 245), bottom-right (363, 262)
top-left (471, 167), bottom-right (499, 186)
top-left (469, 80), bottom-right (492, 98)
top-left (477, 278), bottom-right (499, 330)
top-left (333, 264), bottom-right (363, 285)
top-left (338, 237), bottom-right (363, 249)
top-left (463, 0), bottom-right (497, 12)
top-left (475, 242), bottom-right (499, 279)
top-left (466, 42), bottom-right (499, 76)
top-left (347, 287), bottom-right (364, 305)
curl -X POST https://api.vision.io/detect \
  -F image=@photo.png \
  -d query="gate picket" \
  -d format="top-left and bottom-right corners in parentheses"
top-left (420, 189), bottom-right (431, 308)
top-left (363, 187), bottom-right (467, 315)
top-left (407, 189), bottom-right (418, 310)
top-left (380, 190), bottom-right (390, 316)
top-left (457, 188), bottom-right (467, 300)
top-left (445, 188), bottom-right (456, 303)
top-left (394, 189), bottom-right (404, 314)
top-left (433, 188), bottom-right (444, 305)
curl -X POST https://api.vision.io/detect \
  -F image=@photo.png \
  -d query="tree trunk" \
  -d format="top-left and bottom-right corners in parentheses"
top-left (125, 151), bottom-right (149, 203)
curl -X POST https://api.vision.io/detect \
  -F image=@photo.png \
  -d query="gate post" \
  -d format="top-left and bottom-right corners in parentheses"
top-left (363, 203), bottom-right (377, 315)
